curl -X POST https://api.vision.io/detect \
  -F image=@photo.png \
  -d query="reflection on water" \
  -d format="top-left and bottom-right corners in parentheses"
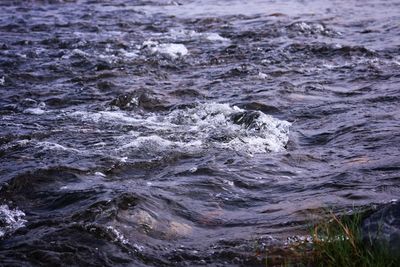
top-left (0, 0), bottom-right (399, 265)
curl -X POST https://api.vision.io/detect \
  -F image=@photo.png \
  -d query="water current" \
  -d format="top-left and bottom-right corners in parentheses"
top-left (0, 0), bottom-right (399, 266)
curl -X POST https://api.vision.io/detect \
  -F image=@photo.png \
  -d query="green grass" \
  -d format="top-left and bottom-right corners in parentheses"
top-left (259, 210), bottom-right (399, 267)
top-left (306, 211), bottom-right (399, 267)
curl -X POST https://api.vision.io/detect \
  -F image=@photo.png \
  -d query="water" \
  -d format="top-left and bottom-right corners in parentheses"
top-left (0, 0), bottom-right (399, 265)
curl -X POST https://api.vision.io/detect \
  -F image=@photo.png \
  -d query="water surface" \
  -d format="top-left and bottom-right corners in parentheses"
top-left (0, 0), bottom-right (399, 265)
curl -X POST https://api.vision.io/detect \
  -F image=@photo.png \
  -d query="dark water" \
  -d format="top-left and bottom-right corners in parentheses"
top-left (0, 0), bottom-right (400, 266)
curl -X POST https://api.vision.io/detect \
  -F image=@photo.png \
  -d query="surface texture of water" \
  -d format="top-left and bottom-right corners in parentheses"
top-left (0, 0), bottom-right (400, 266)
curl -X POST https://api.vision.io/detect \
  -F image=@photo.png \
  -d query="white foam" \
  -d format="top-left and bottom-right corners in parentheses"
top-left (0, 205), bottom-right (27, 238)
top-left (71, 103), bottom-right (291, 154)
top-left (61, 49), bottom-right (89, 60)
top-left (23, 107), bottom-right (46, 115)
top-left (169, 29), bottom-right (230, 42)
top-left (0, 76), bottom-right (4, 86)
top-left (142, 40), bottom-right (188, 59)
top-left (203, 32), bottom-right (230, 42)
top-left (23, 101), bottom-right (46, 115)
top-left (70, 110), bottom-right (142, 124)
top-left (119, 49), bottom-right (138, 58)
top-left (120, 157), bottom-right (128, 163)
top-left (290, 22), bottom-right (328, 35)
top-left (163, 103), bottom-right (291, 153)
top-left (94, 172), bottom-right (107, 177)
top-left (119, 135), bottom-right (202, 153)
top-left (258, 72), bottom-right (268, 79)
top-left (98, 54), bottom-right (119, 64)
top-left (71, 48), bottom-right (90, 57)
top-left (36, 141), bottom-right (80, 153)
top-left (106, 226), bottom-right (129, 245)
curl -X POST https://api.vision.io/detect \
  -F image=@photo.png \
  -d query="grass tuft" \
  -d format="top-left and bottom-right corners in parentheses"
top-left (259, 209), bottom-right (399, 267)
top-left (307, 210), bottom-right (399, 267)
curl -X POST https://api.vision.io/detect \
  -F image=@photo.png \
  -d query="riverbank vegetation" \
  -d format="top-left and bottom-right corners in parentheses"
top-left (263, 209), bottom-right (399, 267)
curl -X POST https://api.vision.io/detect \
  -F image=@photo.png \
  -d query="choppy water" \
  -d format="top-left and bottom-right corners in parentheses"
top-left (0, 0), bottom-right (400, 266)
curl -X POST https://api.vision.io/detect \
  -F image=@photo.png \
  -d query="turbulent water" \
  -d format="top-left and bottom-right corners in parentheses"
top-left (0, 0), bottom-right (400, 266)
